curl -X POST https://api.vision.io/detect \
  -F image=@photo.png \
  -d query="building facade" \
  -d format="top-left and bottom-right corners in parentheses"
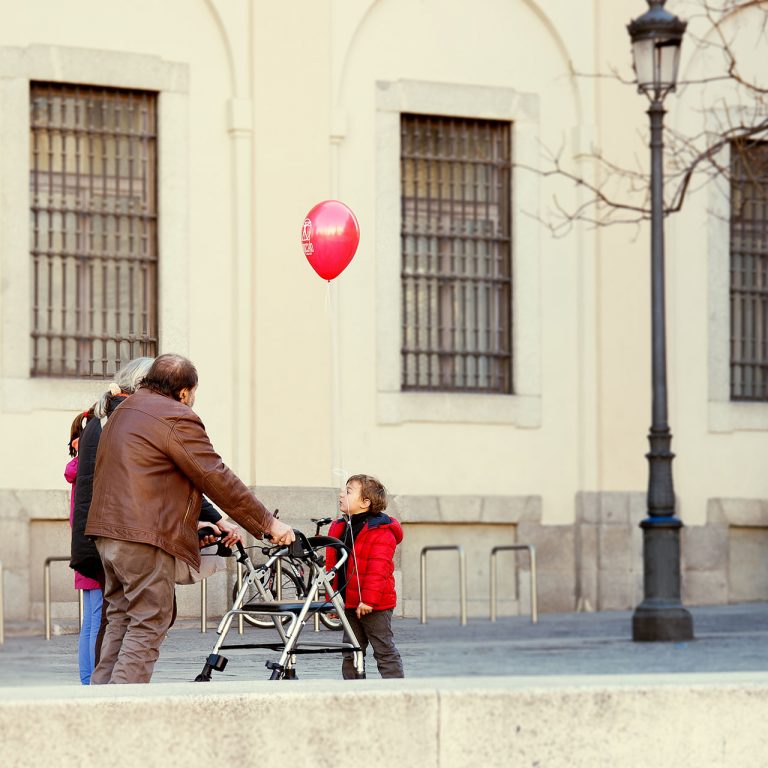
top-left (0, 0), bottom-right (766, 624)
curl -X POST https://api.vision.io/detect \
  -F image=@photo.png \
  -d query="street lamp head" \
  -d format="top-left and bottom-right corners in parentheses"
top-left (627, 0), bottom-right (687, 102)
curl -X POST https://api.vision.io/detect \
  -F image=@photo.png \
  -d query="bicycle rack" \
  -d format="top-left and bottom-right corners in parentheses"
top-left (489, 545), bottom-right (538, 624)
top-left (236, 562), bottom-right (245, 635)
top-left (44, 556), bottom-right (72, 640)
top-left (420, 545), bottom-right (467, 626)
top-left (235, 554), bottom-right (328, 633)
top-left (202, 574), bottom-right (246, 634)
top-left (274, 557), bottom-right (326, 633)
top-left (201, 578), bottom-right (208, 633)
top-left (312, 583), bottom-right (322, 632)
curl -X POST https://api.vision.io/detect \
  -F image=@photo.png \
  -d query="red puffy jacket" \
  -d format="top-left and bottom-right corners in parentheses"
top-left (327, 513), bottom-right (403, 611)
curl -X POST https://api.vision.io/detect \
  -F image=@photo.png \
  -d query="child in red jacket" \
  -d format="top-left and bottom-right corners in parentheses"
top-left (327, 474), bottom-right (404, 679)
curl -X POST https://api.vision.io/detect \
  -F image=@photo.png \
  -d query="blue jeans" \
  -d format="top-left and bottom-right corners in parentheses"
top-left (78, 588), bottom-right (103, 685)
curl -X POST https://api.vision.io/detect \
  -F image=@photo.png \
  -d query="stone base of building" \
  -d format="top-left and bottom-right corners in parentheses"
top-left (1, 487), bottom-right (767, 622)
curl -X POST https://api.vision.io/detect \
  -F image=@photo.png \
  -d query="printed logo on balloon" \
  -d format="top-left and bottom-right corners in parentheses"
top-left (301, 200), bottom-right (360, 281)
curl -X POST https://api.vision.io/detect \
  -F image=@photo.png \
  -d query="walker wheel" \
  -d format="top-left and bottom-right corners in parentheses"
top-left (207, 654), bottom-right (228, 671)
top-left (266, 660), bottom-right (284, 680)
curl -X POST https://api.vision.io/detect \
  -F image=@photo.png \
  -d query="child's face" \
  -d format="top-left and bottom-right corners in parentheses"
top-left (339, 480), bottom-right (371, 516)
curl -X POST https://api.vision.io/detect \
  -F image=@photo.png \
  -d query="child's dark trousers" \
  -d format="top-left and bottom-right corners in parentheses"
top-left (341, 608), bottom-right (404, 679)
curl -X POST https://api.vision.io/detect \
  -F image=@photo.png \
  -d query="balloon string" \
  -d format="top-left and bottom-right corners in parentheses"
top-left (327, 278), bottom-right (347, 494)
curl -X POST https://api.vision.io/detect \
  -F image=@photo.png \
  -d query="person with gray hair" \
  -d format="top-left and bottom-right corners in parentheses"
top-left (69, 356), bottom-right (243, 683)
top-left (92, 356), bottom-right (154, 420)
top-left (69, 357), bottom-right (154, 683)
top-left (86, 353), bottom-right (294, 684)
top-left (70, 357), bottom-right (155, 584)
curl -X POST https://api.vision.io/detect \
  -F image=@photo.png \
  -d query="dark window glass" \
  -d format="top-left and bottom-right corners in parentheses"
top-left (30, 82), bottom-right (158, 378)
top-left (730, 140), bottom-right (768, 400)
top-left (400, 114), bottom-right (512, 393)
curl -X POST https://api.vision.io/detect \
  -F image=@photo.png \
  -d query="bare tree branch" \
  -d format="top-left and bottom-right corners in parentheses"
top-left (531, 0), bottom-right (768, 234)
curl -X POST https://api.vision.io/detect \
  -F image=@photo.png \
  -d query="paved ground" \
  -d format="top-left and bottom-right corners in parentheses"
top-left (0, 601), bottom-right (766, 687)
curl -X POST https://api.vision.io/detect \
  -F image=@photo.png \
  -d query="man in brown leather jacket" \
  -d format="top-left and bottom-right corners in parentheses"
top-left (86, 353), bottom-right (294, 684)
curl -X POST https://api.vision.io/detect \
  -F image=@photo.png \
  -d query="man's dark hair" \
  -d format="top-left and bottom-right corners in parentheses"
top-left (140, 354), bottom-right (198, 401)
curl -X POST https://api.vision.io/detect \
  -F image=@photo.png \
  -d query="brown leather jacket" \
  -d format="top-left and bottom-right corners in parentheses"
top-left (85, 387), bottom-right (274, 569)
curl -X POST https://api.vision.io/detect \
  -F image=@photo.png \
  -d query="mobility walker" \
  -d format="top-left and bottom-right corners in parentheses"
top-left (195, 528), bottom-right (365, 681)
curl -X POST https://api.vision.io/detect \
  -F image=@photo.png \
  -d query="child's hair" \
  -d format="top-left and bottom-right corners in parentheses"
top-left (347, 474), bottom-right (388, 513)
top-left (68, 406), bottom-right (94, 457)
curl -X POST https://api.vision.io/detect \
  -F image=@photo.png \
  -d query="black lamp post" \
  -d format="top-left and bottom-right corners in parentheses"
top-left (627, 0), bottom-right (694, 642)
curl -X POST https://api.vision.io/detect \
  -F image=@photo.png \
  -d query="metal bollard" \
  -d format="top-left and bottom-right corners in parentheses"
top-left (237, 562), bottom-right (244, 635)
top-left (420, 545), bottom-right (467, 626)
top-left (490, 544), bottom-right (538, 624)
top-left (200, 578), bottom-right (208, 633)
top-left (44, 556), bottom-right (72, 640)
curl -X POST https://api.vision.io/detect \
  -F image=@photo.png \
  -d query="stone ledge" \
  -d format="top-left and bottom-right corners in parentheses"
top-left (393, 494), bottom-right (541, 524)
top-left (0, 489), bottom-right (68, 520)
top-left (1, 675), bottom-right (767, 768)
top-left (577, 491), bottom-right (645, 525)
top-left (708, 498), bottom-right (768, 527)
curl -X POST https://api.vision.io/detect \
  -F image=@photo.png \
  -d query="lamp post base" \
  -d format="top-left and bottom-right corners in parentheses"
top-left (632, 601), bottom-right (693, 642)
top-left (632, 518), bottom-right (694, 642)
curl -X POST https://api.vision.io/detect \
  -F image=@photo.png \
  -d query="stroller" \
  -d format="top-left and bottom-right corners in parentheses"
top-left (195, 528), bottom-right (365, 681)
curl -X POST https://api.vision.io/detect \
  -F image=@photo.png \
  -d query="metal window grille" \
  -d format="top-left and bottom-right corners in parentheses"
top-left (730, 140), bottom-right (768, 400)
top-left (400, 114), bottom-right (512, 393)
top-left (30, 82), bottom-right (158, 378)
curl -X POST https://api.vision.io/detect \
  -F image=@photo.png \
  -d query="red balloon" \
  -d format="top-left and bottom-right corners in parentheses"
top-left (301, 200), bottom-right (360, 281)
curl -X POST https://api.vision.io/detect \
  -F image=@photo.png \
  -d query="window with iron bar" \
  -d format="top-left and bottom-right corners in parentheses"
top-left (30, 82), bottom-right (158, 378)
top-left (730, 139), bottom-right (768, 401)
top-left (400, 114), bottom-right (512, 393)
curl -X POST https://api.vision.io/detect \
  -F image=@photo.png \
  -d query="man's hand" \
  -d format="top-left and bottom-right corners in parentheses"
top-left (356, 602), bottom-right (373, 619)
top-left (197, 521), bottom-right (220, 548)
top-left (215, 518), bottom-right (243, 548)
top-left (268, 518), bottom-right (295, 546)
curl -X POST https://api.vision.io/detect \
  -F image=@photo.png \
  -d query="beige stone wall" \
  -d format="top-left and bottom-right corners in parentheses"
top-left (574, 492), bottom-right (645, 613)
top-left (703, 499), bottom-right (768, 603)
top-left (4, 487), bottom-right (766, 625)
top-left (0, 1), bottom-right (767, 609)
top-left (393, 493), bottom-right (541, 619)
top-left (0, 489), bottom-right (72, 621)
top-left (573, 494), bottom-right (768, 612)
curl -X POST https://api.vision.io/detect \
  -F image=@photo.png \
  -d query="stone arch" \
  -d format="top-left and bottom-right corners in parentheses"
top-left (203, 0), bottom-right (238, 97)
top-left (334, 0), bottom-right (581, 121)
